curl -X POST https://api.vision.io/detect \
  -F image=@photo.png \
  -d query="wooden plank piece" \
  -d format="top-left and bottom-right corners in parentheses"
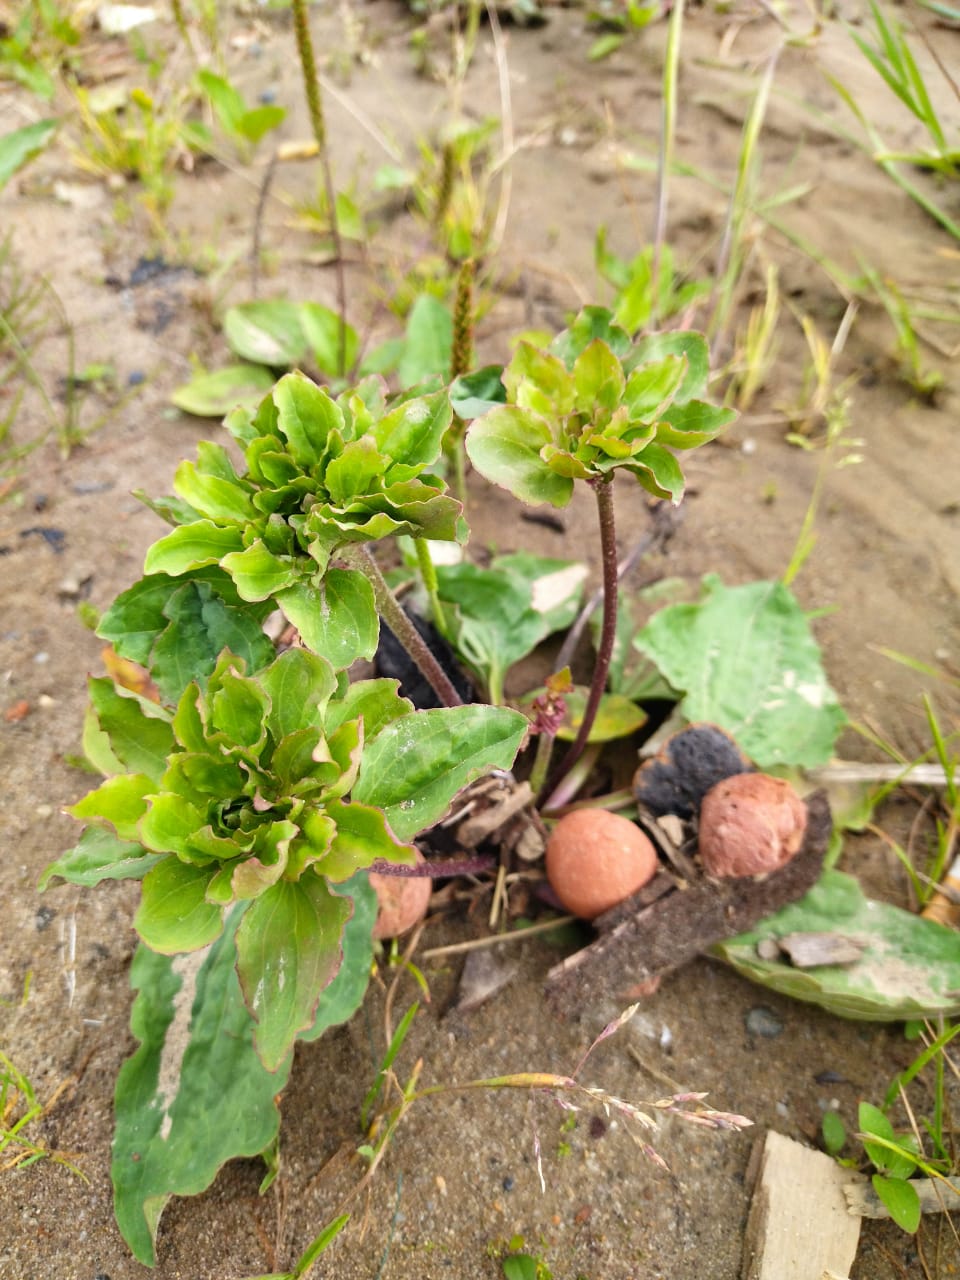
top-left (843, 1175), bottom-right (960, 1219)
top-left (741, 1130), bottom-right (862, 1280)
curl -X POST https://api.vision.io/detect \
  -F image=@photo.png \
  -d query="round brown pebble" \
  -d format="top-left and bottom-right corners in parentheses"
top-left (370, 851), bottom-right (432, 939)
top-left (546, 809), bottom-right (658, 920)
top-left (698, 773), bottom-right (807, 878)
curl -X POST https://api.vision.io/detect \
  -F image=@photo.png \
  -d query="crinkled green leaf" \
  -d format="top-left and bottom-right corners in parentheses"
top-left (354, 705), bottom-right (528, 840)
top-left (549, 306), bottom-right (631, 368)
top-left (173, 458), bottom-right (255, 523)
top-left (320, 798), bottom-right (417, 880)
top-left (622, 440), bottom-right (687, 502)
top-left (68, 773), bottom-right (154, 840)
top-left (236, 874), bottom-right (351, 1070)
top-left (635, 575), bottom-right (846, 768)
top-left (144, 521), bottom-right (245, 576)
top-left (224, 300), bottom-right (307, 367)
top-left (220, 539), bottom-right (299, 601)
top-left (87, 678), bottom-right (174, 780)
top-left (622, 354), bottom-right (686, 421)
top-left (111, 908), bottom-right (293, 1266)
top-left (135, 858), bottom-right (223, 954)
top-left (39, 826), bottom-right (161, 890)
top-left (465, 406), bottom-right (573, 508)
top-left (276, 570), bottom-right (378, 669)
top-left (573, 339), bottom-right (626, 417)
top-left (300, 873), bottom-right (376, 1041)
top-left (274, 370), bottom-right (343, 468)
top-left (714, 870), bottom-right (960, 1021)
top-left (625, 331), bottom-right (711, 401)
top-left (656, 399), bottom-right (737, 448)
top-left (322, 678), bottom-right (412, 741)
top-left (259, 647), bottom-right (337, 740)
top-left (373, 389), bottom-right (452, 468)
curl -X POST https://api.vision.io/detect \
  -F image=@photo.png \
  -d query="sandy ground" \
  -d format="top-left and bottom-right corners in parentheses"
top-left (1, 2), bottom-right (959, 1277)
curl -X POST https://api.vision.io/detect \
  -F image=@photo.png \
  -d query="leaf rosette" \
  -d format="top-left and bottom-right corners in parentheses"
top-left (465, 308), bottom-right (736, 507)
top-left (144, 371), bottom-right (462, 664)
top-left (47, 646), bottom-right (528, 1068)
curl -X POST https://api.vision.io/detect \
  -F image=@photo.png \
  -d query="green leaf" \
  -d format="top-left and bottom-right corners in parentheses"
top-left (623, 441), bottom-right (686, 502)
top-left (397, 294), bottom-right (453, 389)
top-left (321, 678), bottom-right (412, 742)
top-left (135, 859), bottom-right (223, 954)
top-left (625, 331), bottom-right (711, 402)
top-left (87, 678), bottom-right (174, 780)
top-left (635, 575), bottom-right (846, 768)
top-left (173, 458), bottom-right (255, 523)
top-left (259, 647), bottom-right (337, 740)
top-left (504, 342), bottom-right (576, 419)
top-left (550, 307), bottom-right (631, 368)
top-left (656, 399), bottom-right (737, 449)
top-left (39, 826), bottom-right (161, 890)
top-left (236, 875), bottom-right (351, 1071)
top-left (320, 799), bottom-right (416, 880)
top-left (573, 340), bottom-right (626, 416)
top-left (503, 1255), bottom-right (539, 1280)
top-left (112, 910), bottom-right (294, 1265)
top-left (276, 570), bottom-right (379, 669)
top-left (374, 390), bottom-right (452, 468)
top-left (68, 773), bottom-right (155, 841)
top-left (221, 539), bottom-right (299, 601)
top-left (151, 579), bottom-right (275, 702)
top-left (239, 104), bottom-right (286, 144)
top-left (224, 300), bottom-right (307, 367)
top-left (821, 1110), bottom-right (846, 1157)
top-left (274, 371), bottom-right (343, 468)
top-left (299, 873), bottom-right (377, 1041)
top-left (623, 354), bottom-right (686, 421)
top-left (144, 521), bottom-right (245, 576)
top-left (196, 68), bottom-right (245, 134)
top-left (465, 406), bottom-right (573, 508)
top-left (872, 1175), bottom-right (921, 1233)
top-left (0, 119), bottom-right (57, 191)
top-left (354, 705), bottom-right (528, 840)
top-left (450, 365), bottom-right (506, 419)
top-left (299, 303), bottom-right (359, 376)
top-left (859, 1103), bottom-right (918, 1180)
top-left (714, 869), bottom-right (960, 1021)
top-left (555, 687), bottom-right (648, 742)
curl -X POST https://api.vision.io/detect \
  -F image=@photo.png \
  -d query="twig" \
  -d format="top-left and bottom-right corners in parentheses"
top-left (421, 916), bottom-right (576, 960)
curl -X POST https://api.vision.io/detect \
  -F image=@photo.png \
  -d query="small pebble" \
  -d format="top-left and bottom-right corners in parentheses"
top-left (814, 1069), bottom-right (846, 1085)
top-left (127, 370), bottom-right (146, 387)
top-left (259, 88), bottom-right (278, 104)
top-left (501, 1175), bottom-right (514, 1192)
top-left (35, 905), bottom-right (56, 931)
top-left (775, 1101), bottom-right (789, 1118)
top-left (38, 694), bottom-right (55, 708)
top-left (745, 1006), bottom-right (783, 1039)
top-left (35, 804), bottom-right (53, 818)
top-left (34, 651), bottom-right (50, 664)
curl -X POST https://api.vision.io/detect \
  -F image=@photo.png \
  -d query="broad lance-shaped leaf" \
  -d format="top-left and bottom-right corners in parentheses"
top-left (113, 879), bottom-right (376, 1266)
top-left (465, 406), bottom-right (573, 509)
top-left (87, 678), bottom-right (174, 781)
top-left (354, 704), bottom-right (528, 841)
top-left (135, 858), bottom-right (224, 955)
top-left (276, 569), bottom-right (378, 669)
top-left (236, 873), bottom-right (352, 1071)
top-left (145, 520), bottom-right (245, 576)
top-left (635, 575), bottom-right (846, 769)
top-left (39, 826), bottom-right (161, 890)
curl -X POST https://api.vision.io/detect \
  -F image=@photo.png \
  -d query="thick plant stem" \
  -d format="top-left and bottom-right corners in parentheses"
top-left (538, 478), bottom-right (618, 805)
top-left (291, 0), bottom-right (348, 377)
top-left (343, 545), bottom-right (463, 709)
top-left (414, 538), bottom-right (448, 635)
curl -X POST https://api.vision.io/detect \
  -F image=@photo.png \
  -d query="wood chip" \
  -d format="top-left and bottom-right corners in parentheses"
top-left (742, 1130), bottom-right (862, 1280)
top-left (843, 1175), bottom-right (960, 1219)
